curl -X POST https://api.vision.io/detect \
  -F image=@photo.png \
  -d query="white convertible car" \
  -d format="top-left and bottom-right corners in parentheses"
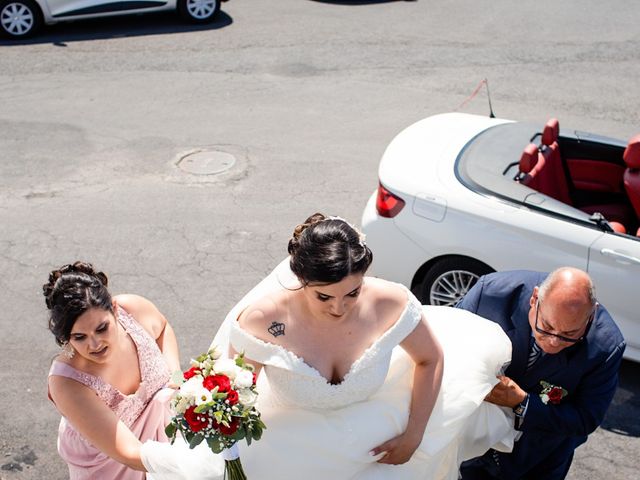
top-left (362, 112), bottom-right (640, 361)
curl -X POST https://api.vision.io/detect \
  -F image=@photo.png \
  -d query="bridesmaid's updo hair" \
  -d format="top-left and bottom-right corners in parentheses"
top-left (288, 213), bottom-right (373, 285)
top-left (43, 261), bottom-right (113, 346)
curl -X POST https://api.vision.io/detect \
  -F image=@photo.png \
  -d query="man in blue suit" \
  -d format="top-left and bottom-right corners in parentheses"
top-left (457, 267), bottom-right (625, 480)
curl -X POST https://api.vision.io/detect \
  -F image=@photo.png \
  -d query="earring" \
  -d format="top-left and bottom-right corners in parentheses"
top-left (62, 342), bottom-right (75, 359)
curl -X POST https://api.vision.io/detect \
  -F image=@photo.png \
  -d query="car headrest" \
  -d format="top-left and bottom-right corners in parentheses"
top-left (519, 144), bottom-right (539, 173)
top-left (541, 118), bottom-right (559, 146)
top-left (609, 221), bottom-right (627, 234)
top-left (623, 134), bottom-right (640, 169)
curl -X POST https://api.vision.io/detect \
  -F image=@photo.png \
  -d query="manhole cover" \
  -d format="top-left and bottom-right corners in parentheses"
top-left (178, 150), bottom-right (236, 175)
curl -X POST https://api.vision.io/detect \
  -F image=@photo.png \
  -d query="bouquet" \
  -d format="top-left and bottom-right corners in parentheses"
top-left (165, 347), bottom-right (266, 480)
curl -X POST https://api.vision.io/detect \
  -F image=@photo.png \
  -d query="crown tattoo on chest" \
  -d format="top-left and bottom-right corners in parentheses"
top-left (268, 321), bottom-right (285, 337)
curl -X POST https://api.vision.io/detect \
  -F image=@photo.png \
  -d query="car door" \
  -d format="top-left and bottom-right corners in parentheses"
top-left (45, 0), bottom-right (155, 18)
top-left (588, 232), bottom-right (640, 361)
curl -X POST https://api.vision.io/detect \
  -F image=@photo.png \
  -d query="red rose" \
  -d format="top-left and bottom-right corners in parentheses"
top-left (547, 387), bottom-right (564, 404)
top-left (183, 366), bottom-right (200, 380)
top-left (203, 374), bottom-right (231, 392)
top-left (226, 389), bottom-right (239, 405)
top-left (214, 417), bottom-right (240, 436)
top-left (252, 372), bottom-right (257, 385)
top-left (184, 406), bottom-right (209, 433)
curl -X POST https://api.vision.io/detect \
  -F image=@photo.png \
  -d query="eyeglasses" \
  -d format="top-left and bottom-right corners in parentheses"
top-left (534, 299), bottom-right (594, 344)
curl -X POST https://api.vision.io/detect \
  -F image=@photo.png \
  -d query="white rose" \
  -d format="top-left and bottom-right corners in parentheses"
top-left (179, 377), bottom-right (205, 398)
top-left (234, 370), bottom-right (254, 389)
top-left (238, 389), bottom-right (258, 407)
top-left (214, 358), bottom-right (239, 380)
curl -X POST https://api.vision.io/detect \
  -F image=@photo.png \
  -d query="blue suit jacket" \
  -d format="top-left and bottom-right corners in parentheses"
top-left (457, 270), bottom-right (625, 479)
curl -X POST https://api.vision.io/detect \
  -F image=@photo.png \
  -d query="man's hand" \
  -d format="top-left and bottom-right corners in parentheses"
top-left (485, 375), bottom-right (527, 408)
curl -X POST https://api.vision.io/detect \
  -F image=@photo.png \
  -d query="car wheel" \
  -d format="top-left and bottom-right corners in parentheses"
top-left (0, 0), bottom-right (42, 38)
top-left (177, 0), bottom-right (220, 24)
top-left (415, 257), bottom-right (494, 306)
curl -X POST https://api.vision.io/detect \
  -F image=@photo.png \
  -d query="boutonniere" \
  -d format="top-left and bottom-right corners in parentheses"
top-left (539, 380), bottom-right (568, 405)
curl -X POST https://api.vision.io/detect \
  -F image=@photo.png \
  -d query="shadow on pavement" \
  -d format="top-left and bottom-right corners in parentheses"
top-left (0, 11), bottom-right (232, 46)
top-left (311, 0), bottom-right (412, 5)
top-left (602, 359), bottom-right (640, 437)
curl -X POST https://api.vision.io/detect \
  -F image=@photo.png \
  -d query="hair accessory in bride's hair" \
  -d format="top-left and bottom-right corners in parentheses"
top-left (357, 231), bottom-right (366, 248)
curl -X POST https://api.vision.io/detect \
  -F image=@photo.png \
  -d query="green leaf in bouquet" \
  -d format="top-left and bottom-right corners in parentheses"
top-left (188, 433), bottom-right (205, 449)
top-left (234, 352), bottom-right (246, 367)
top-left (214, 392), bottom-right (227, 400)
top-left (195, 353), bottom-right (204, 361)
top-left (230, 424), bottom-right (246, 441)
top-left (194, 404), bottom-right (211, 414)
top-left (214, 410), bottom-right (223, 422)
top-left (206, 436), bottom-right (225, 454)
top-left (165, 422), bottom-right (177, 438)
top-left (251, 426), bottom-right (263, 441)
top-left (250, 419), bottom-right (266, 441)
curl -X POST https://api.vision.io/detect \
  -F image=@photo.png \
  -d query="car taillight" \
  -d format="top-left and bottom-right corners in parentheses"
top-left (376, 182), bottom-right (405, 218)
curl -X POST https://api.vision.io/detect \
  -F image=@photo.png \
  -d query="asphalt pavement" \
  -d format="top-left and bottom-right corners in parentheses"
top-left (0, 0), bottom-right (639, 478)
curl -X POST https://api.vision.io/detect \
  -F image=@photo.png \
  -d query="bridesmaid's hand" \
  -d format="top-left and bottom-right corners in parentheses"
top-left (370, 432), bottom-right (421, 465)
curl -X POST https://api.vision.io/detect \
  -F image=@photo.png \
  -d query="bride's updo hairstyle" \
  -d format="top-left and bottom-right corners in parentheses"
top-left (43, 261), bottom-right (113, 346)
top-left (288, 213), bottom-right (373, 285)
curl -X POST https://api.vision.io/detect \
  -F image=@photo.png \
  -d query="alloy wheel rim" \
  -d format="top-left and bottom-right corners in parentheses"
top-left (1, 3), bottom-right (34, 35)
top-left (429, 270), bottom-right (479, 306)
top-left (186, 0), bottom-right (216, 19)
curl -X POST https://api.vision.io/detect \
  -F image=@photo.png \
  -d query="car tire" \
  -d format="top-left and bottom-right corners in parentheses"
top-left (177, 0), bottom-right (220, 24)
top-left (0, 0), bottom-right (42, 39)
top-left (414, 257), bottom-right (494, 306)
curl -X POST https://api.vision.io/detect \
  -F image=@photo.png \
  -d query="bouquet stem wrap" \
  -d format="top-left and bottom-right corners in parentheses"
top-left (222, 444), bottom-right (246, 480)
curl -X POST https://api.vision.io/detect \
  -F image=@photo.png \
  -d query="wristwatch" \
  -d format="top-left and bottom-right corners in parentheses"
top-left (513, 394), bottom-right (529, 416)
top-left (513, 394), bottom-right (530, 429)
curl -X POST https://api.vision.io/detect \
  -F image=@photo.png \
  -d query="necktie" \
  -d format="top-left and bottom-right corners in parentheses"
top-left (526, 340), bottom-right (542, 371)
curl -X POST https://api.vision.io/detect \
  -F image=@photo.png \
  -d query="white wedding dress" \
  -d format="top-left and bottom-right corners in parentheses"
top-left (142, 259), bottom-right (516, 480)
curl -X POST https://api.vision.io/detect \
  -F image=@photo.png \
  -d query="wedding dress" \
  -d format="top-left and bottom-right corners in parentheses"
top-left (142, 259), bottom-right (516, 479)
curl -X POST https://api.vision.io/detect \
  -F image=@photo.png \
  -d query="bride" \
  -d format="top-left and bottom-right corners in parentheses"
top-left (142, 213), bottom-right (516, 479)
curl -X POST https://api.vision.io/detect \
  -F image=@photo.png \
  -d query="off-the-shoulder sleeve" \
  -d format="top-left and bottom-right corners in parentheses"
top-left (374, 286), bottom-right (423, 352)
top-left (229, 320), bottom-right (299, 370)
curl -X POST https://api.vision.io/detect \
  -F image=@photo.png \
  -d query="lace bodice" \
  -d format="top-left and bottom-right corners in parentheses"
top-left (49, 306), bottom-right (170, 428)
top-left (229, 288), bottom-right (422, 409)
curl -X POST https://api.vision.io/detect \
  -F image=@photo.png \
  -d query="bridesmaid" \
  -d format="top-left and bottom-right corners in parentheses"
top-left (44, 261), bottom-right (180, 479)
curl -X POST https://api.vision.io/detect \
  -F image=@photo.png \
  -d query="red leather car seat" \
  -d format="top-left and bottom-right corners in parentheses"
top-left (608, 221), bottom-right (627, 234)
top-left (517, 119), bottom-right (632, 227)
top-left (537, 118), bottom-right (573, 205)
top-left (623, 134), bottom-right (640, 221)
top-left (517, 143), bottom-right (541, 186)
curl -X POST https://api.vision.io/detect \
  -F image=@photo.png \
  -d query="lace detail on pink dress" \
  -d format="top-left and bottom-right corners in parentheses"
top-left (49, 306), bottom-right (170, 427)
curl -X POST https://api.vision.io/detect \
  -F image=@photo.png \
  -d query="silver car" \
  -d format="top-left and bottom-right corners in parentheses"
top-left (0, 0), bottom-right (229, 38)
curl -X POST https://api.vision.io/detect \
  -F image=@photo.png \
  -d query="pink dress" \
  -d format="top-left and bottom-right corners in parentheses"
top-left (48, 306), bottom-right (172, 480)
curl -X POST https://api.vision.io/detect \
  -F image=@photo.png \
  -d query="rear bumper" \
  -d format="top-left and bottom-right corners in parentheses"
top-left (361, 191), bottom-right (428, 288)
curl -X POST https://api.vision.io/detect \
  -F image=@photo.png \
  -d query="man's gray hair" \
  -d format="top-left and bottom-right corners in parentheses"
top-left (538, 267), bottom-right (597, 308)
